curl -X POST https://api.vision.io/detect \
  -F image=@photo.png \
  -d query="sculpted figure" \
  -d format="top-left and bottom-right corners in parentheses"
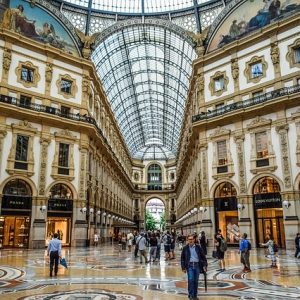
top-left (187, 26), bottom-right (210, 57)
top-left (75, 28), bottom-right (99, 59)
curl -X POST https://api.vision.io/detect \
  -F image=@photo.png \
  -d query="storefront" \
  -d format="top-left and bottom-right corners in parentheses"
top-left (0, 179), bottom-right (32, 248)
top-left (46, 183), bottom-right (73, 246)
top-left (253, 176), bottom-right (285, 248)
top-left (214, 182), bottom-right (240, 246)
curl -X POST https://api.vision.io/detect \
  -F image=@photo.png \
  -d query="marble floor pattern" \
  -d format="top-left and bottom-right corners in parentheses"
top-left (0, 244), bottom-right (299, 299)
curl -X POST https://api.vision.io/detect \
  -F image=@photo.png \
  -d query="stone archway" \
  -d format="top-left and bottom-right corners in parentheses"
top-left (144, 197), bottom-right (165, 231)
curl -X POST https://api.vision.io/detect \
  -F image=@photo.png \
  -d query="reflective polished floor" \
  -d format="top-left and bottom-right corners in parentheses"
top-left (0, 243), bottom-right (299, 299)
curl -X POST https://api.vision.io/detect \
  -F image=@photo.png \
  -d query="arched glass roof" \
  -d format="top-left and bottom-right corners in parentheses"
top-left (92, 25), bottom-right (196, 160)
top-left (62, 0), bottom-right (212, 13)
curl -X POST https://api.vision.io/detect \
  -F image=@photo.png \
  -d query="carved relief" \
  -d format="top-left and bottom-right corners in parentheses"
top-left (270, 43), bottom-right (280, 65)
top-left (2, 48), bottom-right (12, 76)
top-left (234, 133), bottom-right (247, 194)
top-left (187, 27), bottom-right (210, 57)
top-left (276, 124), bottom-right (292, 189)
top-left (45, 63), bottom-right (53, 83)
top-left (79, 151), bottom-right (87, 199)
top-left (231, 58), bottom-right (239, 80)
top-left (38, 137), bottom-right (50, 195)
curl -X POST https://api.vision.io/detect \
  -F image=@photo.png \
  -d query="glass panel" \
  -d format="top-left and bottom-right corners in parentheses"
top-left (58, 143), bottom-right (69, 167)
top-left (294, 48), bottom-right (300, 63)
top-left (15, 135), bottom-right (29, 162)
top-left (255, 132), bottom-right (268, 158)
top-left (46, 217), bottom-right (71, 246)
top-left (214, 76), bottom-right (224, 91)
top-left (251, 62), bottom-right (263, 78)
top-left (61, 79), bottom-right (72, 94)
top-left (91, 24), bottom-right (196, 160)
top-left (21, 67), bottom-right (33, 82)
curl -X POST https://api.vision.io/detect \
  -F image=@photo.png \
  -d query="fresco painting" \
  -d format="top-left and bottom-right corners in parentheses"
top-left (2, 0), bottom-right (79, 56)
top-left (208, 0), bottom-right (300, 52)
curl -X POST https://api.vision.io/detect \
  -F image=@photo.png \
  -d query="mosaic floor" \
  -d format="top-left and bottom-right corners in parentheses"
top-left (0, 243), bottom-right (299, 299)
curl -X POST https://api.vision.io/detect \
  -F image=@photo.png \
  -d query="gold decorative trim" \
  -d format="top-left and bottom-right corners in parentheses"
top-left (56, 74), bottom-right (78, 99)
top-left (15, 61), bottom-right (40, 88)
top-left (286, 38), bottom-right (300, 69)
top-left (209, 71), bottom-right (228, 97)
top-left (244, 56), bottom-right (267, 84)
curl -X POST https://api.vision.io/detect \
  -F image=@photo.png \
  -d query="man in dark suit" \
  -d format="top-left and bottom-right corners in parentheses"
top-left (295, 233), bottom-right (300, 258)
top-left (181, 234), bottom-right (208, 300)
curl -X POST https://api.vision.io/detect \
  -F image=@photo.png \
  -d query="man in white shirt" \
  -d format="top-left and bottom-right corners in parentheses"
top-left (47, 233), bottom-right (62, 277)
top-left (127, 231), bottom-right (134, 252)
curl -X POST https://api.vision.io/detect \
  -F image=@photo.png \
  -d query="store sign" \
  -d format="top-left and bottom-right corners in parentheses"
top-left (214, 197), bottom-right (237, 212)
top-left (1, 195), bottom-right (32, 210)
top-left (254, 193), bottom-right (282, 209)
top-left (48, 199), bottom-right (73, 212)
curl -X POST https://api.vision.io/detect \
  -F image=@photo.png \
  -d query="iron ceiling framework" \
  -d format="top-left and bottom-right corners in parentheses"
top-left (53, 0), bottom-right (226, 160)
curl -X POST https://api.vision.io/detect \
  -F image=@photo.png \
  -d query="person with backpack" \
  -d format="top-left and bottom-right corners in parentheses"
top-left (261, 235), bottom-right (277, 268)
top-left (214, 229), bottom-right (226, 272)
top-left (162, 231), bottom-right (172, 260)
top-left (239, 233), bottom-right (251, 272)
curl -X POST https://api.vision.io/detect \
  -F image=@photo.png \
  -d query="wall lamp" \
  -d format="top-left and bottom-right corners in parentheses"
top-left (97, 210), bottom-right (101, 216)
top-left (89, 208), bottom-right (94, 214)
top-left (80, 207), bottom-right (87, 213)
top-left (282, 200), bottom-right (291, 209)
top-left (199, 206), bottom-right (207, 213)
top-left (237, 203), bottom-right (245, 210)
top-left (40, 205), bottom-right (47, 213)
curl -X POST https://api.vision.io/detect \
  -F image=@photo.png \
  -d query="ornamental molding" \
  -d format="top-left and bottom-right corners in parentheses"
top-left (246, 116), bottom-right (272, 131)
top-left (209, 126), bottom-right (231, 140)
top-left (94, 18), bottom-right (195, 47)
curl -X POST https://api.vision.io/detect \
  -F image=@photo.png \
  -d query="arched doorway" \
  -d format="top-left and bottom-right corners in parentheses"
top-left (145, 198), bottom-right (165, 231)
top-left (147, 164), bottom-right (162, 190)
top-left (214, 182), bottom-right (239, 245)
top-left (46, 183), bottom-right (73, 246)
top-left (253, 176), bottom-right (285, 248)
top-left (0, 179), bottom-right (32, 248)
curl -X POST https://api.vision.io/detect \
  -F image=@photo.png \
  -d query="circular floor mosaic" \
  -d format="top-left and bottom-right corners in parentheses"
top-left (17, 289), bottom-right (142, 300)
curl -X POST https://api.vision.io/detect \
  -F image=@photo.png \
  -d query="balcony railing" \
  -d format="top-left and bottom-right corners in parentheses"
top-left (134, 183), bottom-right (175, 191)
top-left (0, 94), bottom-right (129, 179)
top-left (192, 84), bottom-right (300, 123)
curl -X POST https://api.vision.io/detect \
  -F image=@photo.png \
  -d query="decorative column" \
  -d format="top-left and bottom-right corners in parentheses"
top-left (276, 123), bottom-right (298, 249)
top-left (199, 144), bottom-right (213, 244)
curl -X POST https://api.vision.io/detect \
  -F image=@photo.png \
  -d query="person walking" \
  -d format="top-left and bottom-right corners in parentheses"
top-left (47, 233), bottom-right (62, 277)
top-left (155, 232), bottom-right (161, 262)
top-left (136, 232), bottom-right (149, 264)
top-left (295, 233), bottom-right (300, 258)
top-left (149, 233), bottom-right (158, 262)
top-left (261, 235), bottom-right (277, 268)
top-left (239, 233), bottom-right (251, 272)
top-left (181, 234), bottom-right (208, 300)
top-left (199, 231), bottom-right (207, 256)
top-left (94, 232), bottom-right (99, 246)
top-left (127, 231), bottom-right (134, 252)
top-left (214, 229), bottom-right (227, 272)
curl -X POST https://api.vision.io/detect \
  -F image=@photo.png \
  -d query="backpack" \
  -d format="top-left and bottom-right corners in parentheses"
top-left (166, 234), bottom-right (172, 245)
top-left (273, 243), bottom-right (279, 253)
top-left (247, 241), bottom-right (252, 251)
top-left (220, 238), bottom-right (227, 252)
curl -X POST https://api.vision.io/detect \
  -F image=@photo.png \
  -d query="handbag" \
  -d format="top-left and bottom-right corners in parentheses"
top-left (212, 250), bottom-right (218, 259)
top-left (59, 257), bottom-right (68, 268)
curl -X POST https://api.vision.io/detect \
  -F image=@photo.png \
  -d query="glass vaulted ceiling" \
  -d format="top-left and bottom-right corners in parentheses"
top-left (63, 0), bottom-right (211, 13)
top-left (91, 25), bottom-right (196, 160)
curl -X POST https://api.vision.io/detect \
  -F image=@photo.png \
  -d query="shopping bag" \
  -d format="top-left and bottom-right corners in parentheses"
top-left (59, 257), bottom-right (68, 268)
top-left (212, 250), bottom-right (218, 259)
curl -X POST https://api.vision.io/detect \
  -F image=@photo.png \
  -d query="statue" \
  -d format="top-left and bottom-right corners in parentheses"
top-left (270, 43), bottom-right (280, 65)
top-left (231, 58), bottom-right (239, 80)
top-left (195, 74), bottom-right (204, 92)
top-left (75, 28), bottom-right (99, 59)
top-left (45, 63), bottom-right (53, 83)
top-left (3, 48), bottom-right (12, 73)
top-left (187, 26), bottom-right (210, 57)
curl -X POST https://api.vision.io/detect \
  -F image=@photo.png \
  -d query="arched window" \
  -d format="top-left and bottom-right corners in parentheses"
top-left (3, 179), bottom-right (32, 196)
top-left (49, 183), bottom-right (72, 199)
top-left (214, 182), bottom-right (237, 198)
top-left (253, 176), bottom-right (280, 194)
top-left (147, 164), bottom-right (162, 190)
